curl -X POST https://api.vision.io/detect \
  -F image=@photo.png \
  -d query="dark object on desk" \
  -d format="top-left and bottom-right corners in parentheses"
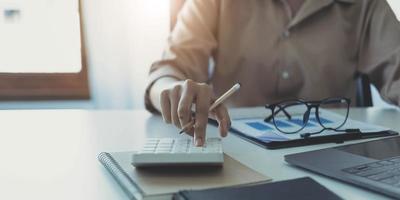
top-left (173, 177), bottom-right (343, 200)
top-left (355, 72), bottom-right (373, 107)
top-left (285, 136), bottom-right (400, 199)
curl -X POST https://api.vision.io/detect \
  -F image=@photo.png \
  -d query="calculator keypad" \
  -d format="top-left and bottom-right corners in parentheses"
top-left (132, 138), bottom-right (224, 167)
top-left (138, 138), bottom-right (222, 154)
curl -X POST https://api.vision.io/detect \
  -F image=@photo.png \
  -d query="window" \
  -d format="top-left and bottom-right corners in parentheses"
top-left (0, 0), bottom-right (89, 100)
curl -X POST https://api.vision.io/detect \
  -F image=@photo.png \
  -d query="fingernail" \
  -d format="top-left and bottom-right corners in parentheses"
top-left (195, 137), bottom-right (203, 146)
top-left (220, 123), bottom-right (226, 134)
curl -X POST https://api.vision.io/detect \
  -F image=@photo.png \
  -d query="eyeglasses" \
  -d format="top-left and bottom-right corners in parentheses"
top-left (264, 97), bottom-right (351, 138)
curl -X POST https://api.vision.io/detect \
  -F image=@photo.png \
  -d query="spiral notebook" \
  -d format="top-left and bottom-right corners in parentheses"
top-left (98, 151), bottom-right (271, 200)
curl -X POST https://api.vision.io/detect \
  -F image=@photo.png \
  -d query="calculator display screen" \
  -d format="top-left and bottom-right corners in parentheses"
top-left (335, 137), bottom-right (400, 160)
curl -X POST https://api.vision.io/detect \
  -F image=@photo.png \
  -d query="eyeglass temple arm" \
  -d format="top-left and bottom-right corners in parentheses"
top-left (325, 99), bottom-right (342, 104)
top-left (264, 104), bottom-right (292, 122)
top-left (319, 98), bottom-right (349, 106)
top-left (301, 128), bottom-right (361, 139)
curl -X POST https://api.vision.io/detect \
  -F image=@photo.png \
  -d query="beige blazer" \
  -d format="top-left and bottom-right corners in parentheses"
top-left (146, 0), bottom-right (400, 112)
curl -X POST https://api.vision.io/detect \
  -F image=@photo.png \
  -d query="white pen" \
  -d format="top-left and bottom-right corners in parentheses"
top-left (179, 83), bottom-right (241, 134)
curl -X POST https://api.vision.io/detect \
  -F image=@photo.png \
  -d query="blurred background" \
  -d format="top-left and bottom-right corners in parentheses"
top-left (0, 0), bottom-right (399, 110)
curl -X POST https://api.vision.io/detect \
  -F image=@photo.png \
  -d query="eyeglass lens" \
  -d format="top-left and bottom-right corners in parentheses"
top-left (271, 100), bottom-right (308, 134)
top-left (317, 98), bottom-right (349, 129)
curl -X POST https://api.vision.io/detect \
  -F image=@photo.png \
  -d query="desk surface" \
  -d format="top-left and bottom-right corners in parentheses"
top-left (0, 107), bottom-right (399, 200)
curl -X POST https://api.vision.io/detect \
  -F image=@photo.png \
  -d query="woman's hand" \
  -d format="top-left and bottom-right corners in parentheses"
top-left (151, 78), bottom-right (230, 146)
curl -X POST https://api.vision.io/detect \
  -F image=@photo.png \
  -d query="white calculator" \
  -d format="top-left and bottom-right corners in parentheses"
top-left (132, 138), bottom-right (224, 167)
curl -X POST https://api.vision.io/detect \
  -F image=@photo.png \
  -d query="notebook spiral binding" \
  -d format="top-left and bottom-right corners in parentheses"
top-left (98, 152), bottom-right (143, 200)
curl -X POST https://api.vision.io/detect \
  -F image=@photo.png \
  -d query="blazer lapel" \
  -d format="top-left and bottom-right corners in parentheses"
top-left (288, 0), bottom-right (355, 28)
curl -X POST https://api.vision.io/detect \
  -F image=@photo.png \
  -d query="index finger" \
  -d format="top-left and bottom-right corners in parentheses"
top-left (194, 86), bottom-right (211, 146)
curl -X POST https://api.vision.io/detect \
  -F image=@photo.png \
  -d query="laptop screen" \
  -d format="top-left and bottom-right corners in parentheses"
top-left (335, 137), bottom-right (400, 160)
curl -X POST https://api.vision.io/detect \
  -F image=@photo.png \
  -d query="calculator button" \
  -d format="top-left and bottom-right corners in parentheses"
top-left (156, 146), bottom-right (170, 150)
top-left (157, 144), bottom-right (171, 148)
top-left (157, 146), bottom-right (171, 149)
top-left (159, 139), bottom-right (173, 143)
top-left (175, 139), bottom-right (187, 143)
top-left (189, 147), bottom-right (203, 153)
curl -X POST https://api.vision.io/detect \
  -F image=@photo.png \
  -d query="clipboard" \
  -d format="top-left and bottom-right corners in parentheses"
top-left (209, 107), bottom-right (398, 149)
top-left (228, 128), bottom-right (398, 149)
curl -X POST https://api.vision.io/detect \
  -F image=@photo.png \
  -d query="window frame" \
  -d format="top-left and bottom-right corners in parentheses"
top-left (0, 0), bottom-right (90, 100)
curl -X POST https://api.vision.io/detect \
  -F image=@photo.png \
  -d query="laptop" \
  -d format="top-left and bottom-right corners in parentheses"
top-left (285, 136), bottom-right (400, 199)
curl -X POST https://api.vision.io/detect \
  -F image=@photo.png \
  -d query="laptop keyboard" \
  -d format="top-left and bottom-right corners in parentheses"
top-left (342, 156), bottom-right (400, 187)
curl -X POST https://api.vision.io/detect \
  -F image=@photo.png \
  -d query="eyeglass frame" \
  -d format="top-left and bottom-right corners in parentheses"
top-left (264, 97), bottom-right (351, 136)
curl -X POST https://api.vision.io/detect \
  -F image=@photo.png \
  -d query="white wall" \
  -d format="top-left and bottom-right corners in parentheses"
top-left (388, 0), bottom-right (400, 21)
top-left (83, 0), bottom-right (169, 109)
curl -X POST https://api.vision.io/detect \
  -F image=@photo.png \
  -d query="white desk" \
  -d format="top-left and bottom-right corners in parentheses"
top-left (0, 108), bottom-right (399, 200)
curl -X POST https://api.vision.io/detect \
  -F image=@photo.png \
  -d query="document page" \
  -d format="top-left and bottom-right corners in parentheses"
top-left (231, 109), bottom-right (390, 142)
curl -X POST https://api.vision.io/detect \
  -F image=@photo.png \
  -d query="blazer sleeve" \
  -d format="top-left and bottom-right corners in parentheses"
top-left (357, 0), bottom-right (400, 106)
